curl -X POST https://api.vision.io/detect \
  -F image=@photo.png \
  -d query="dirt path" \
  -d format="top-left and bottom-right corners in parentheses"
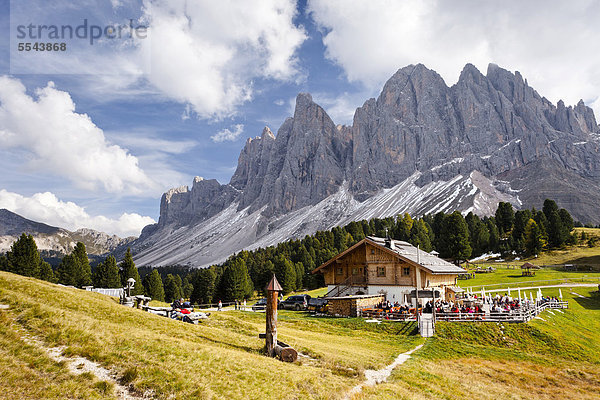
top-left (344, 344), bottom-right (423, 399)
top-left (4, 305), bottom-right (149, 400)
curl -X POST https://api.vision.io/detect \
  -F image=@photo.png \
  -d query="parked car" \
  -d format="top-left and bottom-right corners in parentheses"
top-left (279, 294), bottom-right (311, 311)
top-left (307, 297), bottom-right (328, 313)
top-left (252, 298), bottom-right (267, 311)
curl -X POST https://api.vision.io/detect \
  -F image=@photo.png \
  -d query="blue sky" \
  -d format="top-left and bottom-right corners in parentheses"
top-left (1, 0), bottom-right (599, 237)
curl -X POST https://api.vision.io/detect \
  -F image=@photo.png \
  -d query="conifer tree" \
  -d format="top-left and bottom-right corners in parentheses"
top-left (295, 262), bottom-right (304, 289)
top-left (0, 255), bottom-right (8, 272)
top-left (439, 211), bottom-right (472, 261)
top-left (120, 248), bottom-right (143, 295)
top-left (143, 269), bottom-right (165, 301)
top-left (93, 256), bottom-right (120, 288)
top-left (190, 267), bottom-right (217, 304)
top-left (56, 254), bottom-right (79, 286)
top-left (409, 219), bottom-right (433, 252)
top-left (39, 261), bottom-right (54, 282)
top-left (221, 258), bottom-right (252, 300)
top-left (72, 242), bottom-right (92, 287)
top-left (6, 233), bottom-right (42, 278)
top-left (524, 219), bottom-right (545, 256)
top-left (181, 276), bottom-right (194, 299)
top-left (163, 273), bottom-right (183, 302)
top-left (495, 202), bottom-right (515, 236)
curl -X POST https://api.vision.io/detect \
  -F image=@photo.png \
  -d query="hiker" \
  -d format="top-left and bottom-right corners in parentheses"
top-left (218, 300), bottom-right (222, 311)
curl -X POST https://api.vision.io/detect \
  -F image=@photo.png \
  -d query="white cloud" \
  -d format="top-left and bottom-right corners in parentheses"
top-left (274, 99), bottom-right (285, 106)
top-left (309, 0), bottom-right (600, 116)
top-left (312, 91), bottom-right (369, 125)
top-left (211, 124), bottom-right (244, 143)
top-left (140, 0), bottom-right (307, 119)
top-left (0, 190), bottom-right (155, 237)
top-left (0, 76), bottom-right (158, 195)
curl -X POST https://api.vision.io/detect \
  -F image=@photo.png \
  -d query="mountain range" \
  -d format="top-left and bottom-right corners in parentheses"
top-left (0, 209), bottom-right (135, 260)
top-left (120, 63), bottom-right (600, 266)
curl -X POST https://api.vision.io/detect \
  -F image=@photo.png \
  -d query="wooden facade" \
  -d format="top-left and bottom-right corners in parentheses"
top-left (313, 238), bottom-right (460, 297)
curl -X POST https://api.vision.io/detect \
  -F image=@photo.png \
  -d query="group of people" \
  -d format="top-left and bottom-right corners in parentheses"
top-left (375, 300), bottom-right (412, 313)
top-left (170, 298), bottom-right (210, 323)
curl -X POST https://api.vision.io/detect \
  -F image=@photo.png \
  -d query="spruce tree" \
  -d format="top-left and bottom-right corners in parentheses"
top-left (295, 262), bottom-right (304, 289)
top-left (190, 267), bottom-right (217, 304)
top-left (409, 219), bottom-right (433, 252)
top-left (93, 256), bottom-right (120, 288)
top-left (524, 219), bottom-right (545, 256)
top-left (72, 242), bottom-right (92, 287)
top-left (104, 256), bottom-right (121, 288)
top-left (0, 255), bottom-right (8, 272)
top-left (120, 248), bottom-right (142, 295)
top-left (439, 211), bottom-right (472, 261)
top-left (143, 269), bottom-right (165, 301)
top-left (495, 202), bottom-right (515, 236)
top-left (274, 255), bottom-right (296, 294)
top-left (39, 261), bottom-right (54, 282)
top-left (221, 258), bottom-right (252, 300)
top-left (486, 218), bottom-right (499, 252)
top-left (6, 233), bottom-right (42, 278)
top-left (163, 274), bottom-right (183, 303)
top-left (56, 254), bottom-right (79, 286)
top-left (181, 276), bottom-right (194, 299)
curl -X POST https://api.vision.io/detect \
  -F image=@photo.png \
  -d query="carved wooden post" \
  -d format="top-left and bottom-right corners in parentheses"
top-left (265, 275), bottom-right (282, 357)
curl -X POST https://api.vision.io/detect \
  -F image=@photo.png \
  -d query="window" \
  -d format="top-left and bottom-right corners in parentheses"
top-left (352, 267), bottom-right (359, 275)
top-left (377, 267), bottom-right (386, 277)
top-left (371, 249), bottom-right (375, 254)
top-left (402, 267), bottom-right (410, 276)
top-left (336, 267), bottom-right (343, 275)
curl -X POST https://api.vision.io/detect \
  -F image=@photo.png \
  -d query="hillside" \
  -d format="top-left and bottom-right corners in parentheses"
top-left (1, 271), bottom-right (599, 399)
top-left (0, 209), bottom-right (135, 257)
top-left (131, 63), bottom-right (600, 267)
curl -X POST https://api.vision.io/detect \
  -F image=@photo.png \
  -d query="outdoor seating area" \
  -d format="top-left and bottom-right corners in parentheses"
top-left (359, 287), bottom-right (568, 323)
top-left (361, 300), bottom-right (420, 320)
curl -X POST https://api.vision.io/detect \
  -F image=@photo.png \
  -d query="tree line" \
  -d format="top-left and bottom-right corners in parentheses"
top-left (0, 199), bottom-right (585, 303)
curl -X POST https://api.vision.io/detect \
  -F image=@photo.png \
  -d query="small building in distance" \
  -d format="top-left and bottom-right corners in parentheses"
top-left (312, 236), bottom-right (466, 305)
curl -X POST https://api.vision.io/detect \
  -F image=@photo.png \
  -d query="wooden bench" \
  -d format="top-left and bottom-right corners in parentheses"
top-left (133, 295), bottom-right (152, 309)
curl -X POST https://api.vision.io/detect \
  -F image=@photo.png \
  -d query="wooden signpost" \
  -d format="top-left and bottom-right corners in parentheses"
top-left (264, 275), bottom-right (297, 362)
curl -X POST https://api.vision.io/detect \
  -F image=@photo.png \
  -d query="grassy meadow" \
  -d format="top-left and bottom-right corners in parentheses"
top-left (1, 265), bottom-right (600, 399)
top-left (0, 271), bottom-right (419, 399)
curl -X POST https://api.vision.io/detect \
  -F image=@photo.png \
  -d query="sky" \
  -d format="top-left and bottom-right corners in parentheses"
top-left (0, 0), bottom-right (599, 237)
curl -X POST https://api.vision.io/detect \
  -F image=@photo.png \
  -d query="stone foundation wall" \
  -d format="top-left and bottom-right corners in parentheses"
top-left (327, 295), bottom-right (384, 317)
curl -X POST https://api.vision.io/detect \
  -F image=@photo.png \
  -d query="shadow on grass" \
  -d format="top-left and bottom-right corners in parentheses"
top-left (192, 332), bottom-right (260, 354)
top-left (572, 293), bottom-right (600, 310)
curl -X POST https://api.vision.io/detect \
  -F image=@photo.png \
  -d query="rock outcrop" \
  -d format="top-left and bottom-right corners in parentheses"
top-left (131, 63), bottom-right (600, 267)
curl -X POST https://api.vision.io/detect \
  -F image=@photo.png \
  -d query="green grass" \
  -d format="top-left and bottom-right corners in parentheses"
top-left (2, 270), bottom-right (600, 399)
top-left (0, 271), bottom-right (419, 399)
top-left (360, 287), bottom-right (600, 399)
top-left (459, 265), bottom-right (600, 291)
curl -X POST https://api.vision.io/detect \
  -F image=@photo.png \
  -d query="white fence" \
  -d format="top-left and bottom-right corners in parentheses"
top-left (435, 301), bottom-right (568, 323)
top-left (90, 288), bottom-right (124, 298)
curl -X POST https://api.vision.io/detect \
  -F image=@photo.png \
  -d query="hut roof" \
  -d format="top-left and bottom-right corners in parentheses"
top-left (521, 262), bottom-right (540, 270)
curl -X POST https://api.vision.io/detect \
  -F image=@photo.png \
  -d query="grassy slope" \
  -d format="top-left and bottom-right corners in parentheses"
top-left (361, 287), bottom-right (600, 399)
top-left (458, 265), bottom-right (600, 291)
top-left (0, 271), bottom-right (419, 400)
top-left (2, 271), bottom-right (600, 399)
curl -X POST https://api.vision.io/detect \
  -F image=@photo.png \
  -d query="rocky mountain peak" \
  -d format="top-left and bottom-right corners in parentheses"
top-left (261, 126), bottom-right (275, 140)
top-left (133, 62), bottom-right (600, 267)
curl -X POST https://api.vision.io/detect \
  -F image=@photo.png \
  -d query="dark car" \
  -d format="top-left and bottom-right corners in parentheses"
top-left (279, 294), bottom-right (311, 311)
top-left (307, 297), bottom-right (328, 313)
top-left (252, 298), bottom-right (267, 311)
